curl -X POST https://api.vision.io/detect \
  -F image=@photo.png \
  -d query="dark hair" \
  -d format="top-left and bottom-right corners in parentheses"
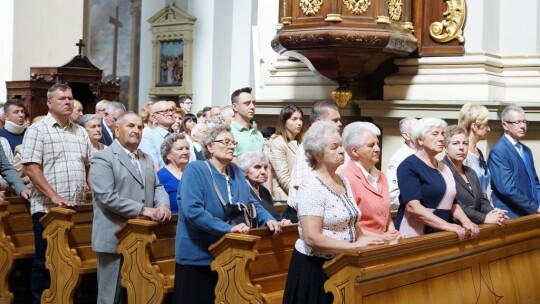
top-left (181, 113), bottom-right (197, 133)
top-left (310, 101), bottom-right (339, 123)
top-left (46, 83), bottom-right (72, 100)
top-left (261, 127), bottom-right (276, 139)
top-left (4, 98), bottom-right (26, 113)
top-left (277, 104), bottom-right (303, 143)
top-left (231, 87), bottom-right (252, 104)
top-left (178, 95), bottom-right (191, 105)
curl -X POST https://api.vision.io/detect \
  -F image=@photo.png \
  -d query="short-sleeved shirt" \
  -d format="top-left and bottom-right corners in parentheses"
top-left (21, 113), bottom-right (92, 215)
top-left (294, 172), bottom-right (360, 259)
top-left (139, 126), bottom-right (169, 169)
top-left (394, 154), bottom-right (456, 236)
top-left (230, 121), bottom-right (264, 157)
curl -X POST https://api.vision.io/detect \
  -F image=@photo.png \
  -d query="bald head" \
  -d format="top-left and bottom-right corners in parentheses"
top-left (70, 100), bottom-right (84, 124)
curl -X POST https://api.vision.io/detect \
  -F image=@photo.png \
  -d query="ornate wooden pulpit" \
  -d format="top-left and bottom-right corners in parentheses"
top-left (272, 0), bottom-right (466, 106)
top-left (5, 40), bottom-right (120, 121)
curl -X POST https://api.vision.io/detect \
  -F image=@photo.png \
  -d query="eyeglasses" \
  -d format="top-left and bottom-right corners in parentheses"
top-left (213, 139), bottom-right (238, 146)
top-left (153, 109), bottom-right (174, 115)
top-left (505, 120), bottom-right (529, 126)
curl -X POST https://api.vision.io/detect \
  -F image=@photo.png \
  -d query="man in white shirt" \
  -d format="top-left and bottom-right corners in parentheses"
top-left (386, 117), bottom-right (418, 211)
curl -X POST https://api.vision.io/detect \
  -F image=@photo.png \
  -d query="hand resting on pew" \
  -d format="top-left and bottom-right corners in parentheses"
top-left (141, 204), bottom-right (172, 224)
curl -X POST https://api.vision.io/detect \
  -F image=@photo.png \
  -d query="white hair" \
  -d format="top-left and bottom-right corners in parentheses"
top-left (237, 150), bottom-right (269, 173)
top-left (303, 121), bottom-right (340, 169)
top-left (411, 118), bottom-right (447, 146)
top-left (342, 122), bottom-right (380, 151)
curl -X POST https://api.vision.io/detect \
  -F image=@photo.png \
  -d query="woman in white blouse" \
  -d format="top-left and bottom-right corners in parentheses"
top-left (283, 121), bottom-right (383, 304)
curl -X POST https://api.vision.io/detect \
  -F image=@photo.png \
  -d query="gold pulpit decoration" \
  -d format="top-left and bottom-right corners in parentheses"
top-left (148, 3), bottom-right (196, 99)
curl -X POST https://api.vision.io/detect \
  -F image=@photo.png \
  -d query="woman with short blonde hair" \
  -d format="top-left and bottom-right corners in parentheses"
top-left (458, 103), bottom-right (492, 199)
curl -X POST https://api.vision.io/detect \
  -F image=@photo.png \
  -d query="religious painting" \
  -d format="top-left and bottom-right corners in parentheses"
top-left (157, 40), bottom-right (184, 87)
top-left (87, 0), bottom-right (139, 105)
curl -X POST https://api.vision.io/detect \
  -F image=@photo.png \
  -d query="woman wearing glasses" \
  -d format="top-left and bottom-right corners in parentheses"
top-left (458, 103), bottom-right (492, 201)
top-left (173, 124), bottom-right (281, 304)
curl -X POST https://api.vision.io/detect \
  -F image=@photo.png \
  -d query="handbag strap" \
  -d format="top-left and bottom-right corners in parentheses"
top-left (204, 161), bottom-right (228, 207)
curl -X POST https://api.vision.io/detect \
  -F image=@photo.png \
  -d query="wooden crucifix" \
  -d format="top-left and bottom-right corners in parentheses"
top-left (109, 6), bottom-right (123, 80)
top-left (76, 39), bottom-right (86, 57)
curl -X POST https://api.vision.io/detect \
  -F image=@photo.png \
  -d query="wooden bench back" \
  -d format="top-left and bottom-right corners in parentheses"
top-left (2, 196), bottom-right (33, 258)
top-left (0, 197), bottom-right (33, 304)
top-left (40, 203), bottom-right (96, 304)
top-left (115, 215), bottom-right (178, 304)
top-left (210, 224), bottom-right (298, 304)
top-left (323, 214), bottom-right (540, 303)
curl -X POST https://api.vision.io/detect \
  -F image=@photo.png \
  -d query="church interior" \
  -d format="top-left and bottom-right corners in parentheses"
top-left (1, 0), bottom-right (540, 303)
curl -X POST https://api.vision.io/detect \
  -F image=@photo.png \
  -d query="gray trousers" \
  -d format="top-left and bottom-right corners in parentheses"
top-left (96, 252), bottom-right (123, 304)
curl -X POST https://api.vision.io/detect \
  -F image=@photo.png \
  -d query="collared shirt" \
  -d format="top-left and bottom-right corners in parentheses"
top-left (119, 140), bottom-right (145, 185)
top-left (103, 121), bottom-right (113, 142)
top-left (504, 133), bottom-right (521, 156)
top-left (230, 121), bottom-right (264, 157)
top-left (355, 161), bottom-right (380, 191)
top-left (386, 143), bottom-right (416, 211)
top-left (139, 126), bottom-right (169, 169)
top-left (21, 113), bottom-right (92, 215)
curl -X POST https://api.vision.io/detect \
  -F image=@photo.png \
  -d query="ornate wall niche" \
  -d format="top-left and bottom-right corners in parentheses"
top-left (148, 4), bottom-right (196, 99)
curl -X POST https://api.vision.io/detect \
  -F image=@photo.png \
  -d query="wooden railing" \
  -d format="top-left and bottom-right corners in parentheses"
top-left (209, 224), bottom-right (298, 304)
top-left (323, 214), bottom-right (540, 303)
top-left (115, 215), bottom-right (177, 304)
top-left (0, 196), bottom-right (33, 304)
top-left (39, 204), bottom-right (96, 304)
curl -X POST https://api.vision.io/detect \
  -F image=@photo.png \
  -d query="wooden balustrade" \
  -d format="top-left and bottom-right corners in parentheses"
top-left (209, 224), bottom-right (298, 304)
top-left (115, 215), bottom-right (178, 304)
top-left (39, 204), bottom-right (96, 304)
top-left (323, 214), bottom-right (540, 303)
top-left (0, 196), bottom-right (33, 304)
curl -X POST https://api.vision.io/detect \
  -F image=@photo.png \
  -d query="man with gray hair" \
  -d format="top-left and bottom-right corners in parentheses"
top-left (139, 100), bottom-right (176, 169)
top-left (99, 101), bottom-right (126, 146)
top-left (190, 123), bottom-right (208, 160)
top-left (95, 99), bottom-right (110, 118)
top-left (285, 101), bottom-right (343, 222)
top-left (386, 117), bottom-right (418, 211)
top-left (488, 106), bottom-right (540, 218)
top-left (219, 105), bottom-right (235, 125)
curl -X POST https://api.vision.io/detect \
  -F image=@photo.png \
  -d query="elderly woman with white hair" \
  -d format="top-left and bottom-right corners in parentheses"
top-left (283, 121), bottom-right (383, 304)
top-left (238, 150), bottom-right (291, 224)
top-left (394, 118), bottom-right (479, 240)
top-left (341, 122), bottom-right (401, 241)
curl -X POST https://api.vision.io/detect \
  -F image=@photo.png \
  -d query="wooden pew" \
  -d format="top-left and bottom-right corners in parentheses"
top-left (323, 214), bottom-right (540, 303)
top-left (0, 196), bottom-right (33, 304)
top-left (40, 204), bottom-right (96, 304)
top-left (209, 224), bottom-right (298, 304)
top-left (115, 215), bottom-right (178, 304)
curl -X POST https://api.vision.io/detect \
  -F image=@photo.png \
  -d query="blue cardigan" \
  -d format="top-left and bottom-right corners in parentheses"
top-left (175, 160), bottom-right (275, 266)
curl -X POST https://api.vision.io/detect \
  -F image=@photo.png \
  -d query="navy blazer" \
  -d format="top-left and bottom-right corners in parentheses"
top-left (442, 156), bottom-right (493, 224)
top-left (488, 135), bottom-right (540, 218)
top-left (98, 119), bottom-right (113, 146)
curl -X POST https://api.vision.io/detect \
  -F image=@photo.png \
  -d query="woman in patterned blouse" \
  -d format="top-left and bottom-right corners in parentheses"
top-left (283, 121), bottom-right (383, 304)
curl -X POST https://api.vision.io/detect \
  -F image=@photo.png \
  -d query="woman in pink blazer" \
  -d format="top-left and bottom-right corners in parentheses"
top-left (341, 122), bottom-right (401, 241)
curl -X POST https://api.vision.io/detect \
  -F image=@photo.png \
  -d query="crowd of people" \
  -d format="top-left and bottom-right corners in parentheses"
top-left (1, 82), bottom-right (538, 304)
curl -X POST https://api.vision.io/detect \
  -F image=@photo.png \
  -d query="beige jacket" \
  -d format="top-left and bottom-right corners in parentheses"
top-left (268, 135), bottom-right (297, 201)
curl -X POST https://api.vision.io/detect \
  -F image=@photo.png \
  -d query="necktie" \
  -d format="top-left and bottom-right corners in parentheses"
top-left (129, 152), bottom-right (144, 183)
top-left (516, 143), bottom-right (537, 199)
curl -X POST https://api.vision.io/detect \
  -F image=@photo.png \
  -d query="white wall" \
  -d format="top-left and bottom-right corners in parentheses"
top-left (11, 0), bottom-right (84, 80)
top-left (139, 0), bottom-right (167, 107)
top-left (0, 0), bottom-right (14, 101)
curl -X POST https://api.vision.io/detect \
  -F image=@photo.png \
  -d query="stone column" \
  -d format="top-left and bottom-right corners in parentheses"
top-left (129, 0), bottom-right (142, 111)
